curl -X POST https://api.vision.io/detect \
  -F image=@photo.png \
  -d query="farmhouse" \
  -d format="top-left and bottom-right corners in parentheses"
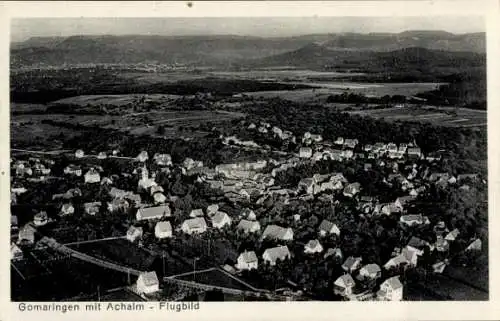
top-left (126, 226), bottom-right (143, 242)
top-left (136, 205), bottom-right (171, 221)
top-left (342, 256), bottom-right (362, 273)
top-left (319, 220), bottom-right (340, 237)
top-left (236, 251), bottom-right (258, 271)
top-left (136, 271), bottom-right (159, 294)
top-left (334, 274), bottom-right (356, 296)
top-left (262, 225), bottom-right (293, 241)
top-left (237, 220), bottom-right (261, 234)
top-left (181, 217), bottom-right (208, 235)
top-left (84, 168), bottom-right (101, 184)
top-left (304, 239), bottom-right (323, 254)
top-left (377, 276), bottom-right (403, 301)
top-left (262, 246), bottom-right (291, 266)
top-left (211, 211), bottom-right (232, 229)
top-left (154, 221), bottom-right (173, 239)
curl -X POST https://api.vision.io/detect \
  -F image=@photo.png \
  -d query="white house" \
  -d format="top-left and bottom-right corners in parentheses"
top-left (445, 228), bottom-right (460, 242)
top-left (318, 220), bottom-right (340, 237)
top-left (466, 239), bottom-right (482, 252)
top-left (126, 226), bottom-right (143, 242)
top-left (33, 211), bottom-right (48, 226)
top-left (358, 263), bottom-right (382, 280)
top-left (343, 183), bottom-right (361, 197)
top-left (262, 225), bottom-right (293, 241)
top-left (334, 274), bottom-right (356, 296)
top-left (11, 243), bottom-right (24, 261)
top-left (212, 211), bottom-right (232, 229)
top-left (136, 271), bottom-right (159, 294)
top-left (17, 224), bottom-right (36, 244)
top-left (97, 152), bottom-right (107, 159)
top-left (154, 221), bottom-right (173, 239)
top-left (150, 185), bottom-right (164, 196)
top-left (342, 256), bottom-right (363, 273)
top-left (136, 151), bottom-right (149, 162)
top-left (75, 149), bottom-right (85, 158)
top-left (207, 204), bottom-right (219, 216)
top-left (377, 276), bottom-right (403, 301)
top-left (84, 168), bottom-right (101, 184)
top-left (189, 209), bottom-right (204, 218)
top-left (304, 239), bottom-right (323, 254)
top-left (299, 147), bottom-right (313, 159)
top-left (84, 202), bottom-right (101, 216)
top-left (136, 205), bottom-right (171, 221)
top-left (153, 192), bottom-right (167, 204)
top-left (181, 217), bottom-right (208, 235)
top-left (236, 251), bottom-right (258, 271)
top-left (60, 203), bottom-right (75, 216)
top-left (237, 220), bottom-right (261, 234)
top-left (262, 246), bottom-right (291, 266)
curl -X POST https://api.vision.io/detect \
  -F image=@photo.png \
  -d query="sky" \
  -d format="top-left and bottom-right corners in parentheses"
top-left (11, 16), bottom-right (485, 42)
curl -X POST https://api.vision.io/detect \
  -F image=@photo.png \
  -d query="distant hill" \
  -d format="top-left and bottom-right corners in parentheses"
top-left (10, 31), bottom-right (485, 69)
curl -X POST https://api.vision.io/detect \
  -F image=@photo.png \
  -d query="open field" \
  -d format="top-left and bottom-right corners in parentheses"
top-left (176, 268), bottom-right (256, 292)
top-left (50, 93), bottom-right (182, 107)
top-left (348, 107), bottom-right (486, 128)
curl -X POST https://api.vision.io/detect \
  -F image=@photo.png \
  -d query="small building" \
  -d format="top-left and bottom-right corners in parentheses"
top-left (84, 202), bottom-right (101, 216)
top-left (432, 261), bottom-right (448, 274)
top-left (262, 225), bottom-right (293, 241)
top-left (342, 256), bottom-right (363, 273)
top-left (33, 211), bottom-right (49, 226)
top-left (377, 276), bottom-right (403, 301)
top-left (101, 177), bottom-right (113, 185)
top-left (466, 239), bottom-right (482, 252)
top-left (75, 149), bottom-right (85, 158)
top-left (262, 245), bottom-right (291, 266)
top-left (344, 138), bottom-right (359, 149)
top-left (126, 226), bottom-right (143, 242)
top-left (343, 183), bottom-right (361, 198)
top-left (304, 239), bottom-right (323, 254)
top-left (97, 152), bottom-right (107, 159)
top-left (150, 185), bottom-right (165, 196)
top-left (207, 204), bottom-right (219, 216)
top-left (318, 219), bottom-right (340, 237)
top-left (60, 203), bottom-right (75, 216)
top-left (181, 217), bottom-right (208, 235)
top-left (241, 208), bottom-right (256, 220)
top-left (298, 178), bottom-right (315, 195)
top-left (17, 224), bottom-right (36, 244)
top-left (358, 264), bottom-right (382, 280)
top-left (212, 211), bottom-right (232, 229)
top-left (136, 271), bottom-right (159, 294)
top-left (84, 168), bottom-right (101, 184)
top-left (237, 219), bottom-right (261, 234)
top-left (154, 221), bottom-right (173, 239)
top-left (189, 209), bottom-right (204, 218)
top-left (136, 151), bottom-right (149, 162)
top-left (407, 147), bottom-right (422, 159)
top-left (383, 254), bottom-right (409, 270)
top-left (11, 243), bottom-right (24, 261)
top-left (154, 153), bottom-right (172, 167)
top-left (153, 193), bottom-right (167, 204)
top-left (324, 247), bottom-right (343, 261)
top-left (299, 147), bottom-right (313, 159)
top-left (445, 228), bottom-right (460, 242)
top-left (236, 251), bottom-right (258, 271)
top-left (107, 198), bottom-right (130, 212)
top-left (400, 214), bottom-right (429, 227)
top-left (334, 274), bottom-right (356, 296)
top-left (136, 205), bottom-right (171, 221)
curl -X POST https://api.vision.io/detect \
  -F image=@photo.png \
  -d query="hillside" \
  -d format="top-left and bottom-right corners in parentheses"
top-left (10, 31), bottom-right (485, 69)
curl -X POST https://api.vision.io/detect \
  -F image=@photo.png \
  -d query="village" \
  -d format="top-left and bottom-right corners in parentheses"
top-left (10, 119), bottom-right (485, 302)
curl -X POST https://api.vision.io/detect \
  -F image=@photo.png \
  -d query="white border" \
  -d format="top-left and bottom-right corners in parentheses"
top-left (1, 1), bottom-right (499, 321)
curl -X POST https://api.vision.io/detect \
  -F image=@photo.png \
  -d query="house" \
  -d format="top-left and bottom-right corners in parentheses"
top-left (75, 149), bottom-right (85, 158)
top-left (181, 217), bottom-right (208, 235)
top-left (207, 204), bottom-right (219, 216)
top-left (136, 151), bottom-right (149, 162)
top-left (432, 261), bottom-right (448, 273)
top-left (383, 254), bottom-right (408, 270)
top-left (212, 211), bottom-right (232, 229)
top-left (400, 214), bottom-right (429, 227)
top-left (407, 147), bottom-right (422, 159)
top-left (107, 198), bottom-right (130, 212)
top-left (84, 168), bottom-right (101, 184)
top-left (466, 239), bottom-right (482, 252)
top-left (386, 143), bottom-right (398, 152)
top-left (136, 271), bottom-right (159, 294)
top-left (402, 247), bottom-right (420, 267)
top-left (60, 203), bottom-right (75, 216)
top-left (435, 236), bottom-right (450, 252)
top-left (262, 246), bottom-right (291, 266)
top-left (153, 193), bottom-right (167, 204)
top-left (241, 208), bottom-right (256, 220)
top-left (334, 137), bottom-right (345, 145)
top-left (344, 138), bottom-right (359, 149)
top-left (377, 276), bottom-right (403, 301)
top-left (136, 205), bottom-right (171, 221)
top-left (18, 224), bottom-right (36, 244)
top-left (33, 211), bottom-right (48, 226)
top-left (154, 221), bottom-right (173, 239)
top-left (236, 251), bottom-right (258, 271)
top-left (101, 177), bottom-right (113, 185)
top-left (109, 187), bottom-right (128, 199)
top-left (64, 165), bottom-right (82, 176)
top-left (189, 209), bottom-right (204, 218)
top-left (457, 173), bottom-right (479, 182)
top-left (150, 185), bottom-right (164, 196)
top-left (237, 220), bottom-right (261, 234)
top-left (445, 228), bottom-right (460, 242)
top-left (364, 163), bottom-right (373, 171)
top-left (84, 202), bottom-right (101, 216)
top-left (126, 226), bottom-right (143, 242)
top-left (262, 225), bottom-right (293, 241)
top-left (318, 220), bottom-right (340, 237)
top-left (324, 248), bottom-right (343, 260)
top-left (97, 152), bottom-right (107, 159)
top-left (11, 243), bottom-right (24, 260)
top-left (406, 236), bottom-right (426, 255)
top-left (298, 178), bottom-right (315, 195)
top-left (398, 143), bottom-right (408, 153)
top-left (342, 256), bottom-right (363, 273)
top-left (343, 183), bottom-right (361, 197)
top-left (358, 264), bottom-right (382, 280)
top-left (154, 153), bottom-right (172, 167)
top-left (363, 144), bottom-right (373, 152)
top-left (334, 274), bottom-right (356, 296)
top-left (304, 239), bottom-right (323, 254)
